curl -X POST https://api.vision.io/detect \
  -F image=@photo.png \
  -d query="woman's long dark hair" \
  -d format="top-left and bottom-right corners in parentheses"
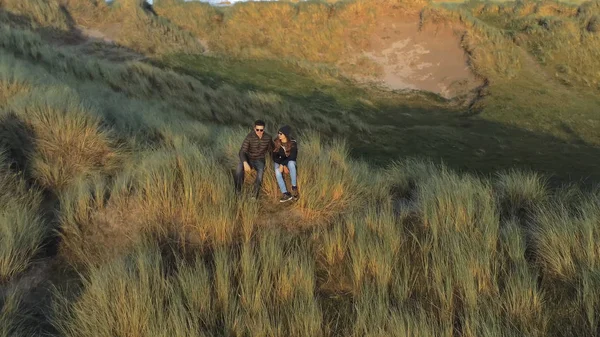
top-left (273, 137), bottom-right (294, 156)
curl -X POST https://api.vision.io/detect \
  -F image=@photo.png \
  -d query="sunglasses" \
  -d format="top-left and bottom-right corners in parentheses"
top-left (255, 128), bottom-right (264, 132)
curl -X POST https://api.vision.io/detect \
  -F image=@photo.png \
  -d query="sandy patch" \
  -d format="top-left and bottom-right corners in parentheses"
top-left (197, 38), bottom-right (211, 54)
top-left (78, 26), bottom-right (114, 43)
top-left (69, 24), bottom-right (147, 62)
top-left (349, 19), bottom-right (483, 99)
top-left (77, 23), bottom-right (122, 44)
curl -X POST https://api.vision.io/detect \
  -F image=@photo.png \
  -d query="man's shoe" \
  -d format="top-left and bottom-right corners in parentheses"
top-left (280, 192), bottom-right (293, 203)
top-left (292, 186), bottom-right (299, 200)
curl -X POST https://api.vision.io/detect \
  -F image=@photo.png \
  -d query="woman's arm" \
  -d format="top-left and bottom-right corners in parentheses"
top-left (288, 141), bottom-right (297, 162)
top-left (282, 141), bottom-right (297, 165)
top-left (273, 148), bottom-right (283, 164)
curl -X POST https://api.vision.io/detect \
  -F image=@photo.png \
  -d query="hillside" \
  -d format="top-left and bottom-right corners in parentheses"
top-left (156, 0), bottom-right (600, 183)
top-left (1, 0), bottom-right (600, 336)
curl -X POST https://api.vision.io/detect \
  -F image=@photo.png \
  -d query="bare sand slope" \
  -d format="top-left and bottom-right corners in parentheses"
top-left (353, 19), bottom-right (483, 99)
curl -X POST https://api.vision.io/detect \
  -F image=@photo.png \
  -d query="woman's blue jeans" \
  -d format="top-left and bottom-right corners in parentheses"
top-left (274, 161), bottom-right (297, 193)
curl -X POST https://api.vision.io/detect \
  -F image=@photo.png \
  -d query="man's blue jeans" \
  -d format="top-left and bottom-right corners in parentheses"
top-left (274, 161), bottom-right (297, 194)
top-left (235, 159), bottom-right (265, 197)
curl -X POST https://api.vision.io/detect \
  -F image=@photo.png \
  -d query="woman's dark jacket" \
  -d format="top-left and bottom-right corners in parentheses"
top-left (272, 139), bottom-right (297, 166)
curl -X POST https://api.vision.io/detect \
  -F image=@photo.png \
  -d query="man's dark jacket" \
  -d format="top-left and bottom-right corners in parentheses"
top-left (239, 131), bottom-right (273, 162)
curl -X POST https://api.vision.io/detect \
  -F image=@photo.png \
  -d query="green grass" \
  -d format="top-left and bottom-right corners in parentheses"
top-left (160, 54), bottom-right (360, 108)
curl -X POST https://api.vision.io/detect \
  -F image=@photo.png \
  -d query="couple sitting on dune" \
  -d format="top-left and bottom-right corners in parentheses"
top-left (233, 120), bottom-right (299, 203)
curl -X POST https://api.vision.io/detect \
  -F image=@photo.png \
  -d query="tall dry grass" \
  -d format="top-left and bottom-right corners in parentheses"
top-left (498, 219), bottom-right (547, 336)
top-left (7, 87), bottom-right (120, 191)
top-left (1, 0), bottom-right (203, 55)
top-left (495, 168), bottom-right (549, 219)
top-left (109, 0), bottom-right (204, 55)
top-left (154, 0), bottom-right (424, 64)
top-left (0, 0), bottom-right (71, 31)
top-left (2, 4), bottom-right (600, 336)
top-left (58, 140), bottom-right (239, 266)
top-left (0, 151), bottom-right (46, 280)
top-left (284, 133), bottom-right (369, 222)
top-left (57, 0), bottom-right (112, 27)
top-left (26, 150), bottom-right (600, 337)
top-left (54, 230), bottom-right (322, 337)
top-left (0, 79), bottom-right (29, 110)
top-left (0, 288), bottom-right (32, 337)
top-left (530, 192), bottom-right (600, 335)
top-left (153, 0), bottom-right (220, 41)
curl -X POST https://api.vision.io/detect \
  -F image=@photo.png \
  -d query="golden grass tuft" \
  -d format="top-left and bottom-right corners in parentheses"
top-left (2, 0), bottom-right (203, 55)
top-left (0, 288), bottom-right (32, 337)
top-left (532, 196), bottom-right (600, 282)
top-left (0, 151), bottom-right (46, 280)
top-left (58, 140), bottom-right (240, 266)
top-left (153, 0), bottom-right (220, 41)
top-left (9, 88), bottom-right (119, 191)
top-left (54, 231), bottom-right (323, 337)
top-left (288, 133), bottom-right (368, 223)
top-left (0, 0), bottom-right (70, 31)
top-left (57, 0), bottom-right (112, 27)
top-left (495, 169), bottom-right (549, 217)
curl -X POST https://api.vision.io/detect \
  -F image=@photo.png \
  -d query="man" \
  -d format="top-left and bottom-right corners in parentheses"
top-left (234, 120), bottom-right (273, 198)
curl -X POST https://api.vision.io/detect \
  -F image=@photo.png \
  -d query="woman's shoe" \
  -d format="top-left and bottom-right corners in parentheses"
top-left (280, 192), bottom-right (293, 203)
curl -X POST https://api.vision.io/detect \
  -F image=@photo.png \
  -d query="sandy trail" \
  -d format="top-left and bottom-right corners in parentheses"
top-left (71, 24), bottom-right (148, 62)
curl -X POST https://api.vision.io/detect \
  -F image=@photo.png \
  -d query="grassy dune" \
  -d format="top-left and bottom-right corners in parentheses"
top-left (152, 0), bottom-right (600, 182)
top-left (154, 0), bottom-right (425, 62)
top-left (155, 0), bottom-right (600, 141)
top-left (1, 0), bottom-right (600, 336)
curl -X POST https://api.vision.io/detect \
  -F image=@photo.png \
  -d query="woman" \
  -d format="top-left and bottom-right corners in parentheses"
top-left (272, 125), bottom-right (298, 202)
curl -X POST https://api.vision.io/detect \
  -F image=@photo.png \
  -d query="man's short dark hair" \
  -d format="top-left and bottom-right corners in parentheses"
top-left (254, 120), bottom-right (266, 127)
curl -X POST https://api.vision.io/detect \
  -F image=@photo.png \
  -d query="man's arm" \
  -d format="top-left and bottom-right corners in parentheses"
top-left (267, 135), bottom-right (274, 153)
top-left (239, 134), bottom-right (250, 163)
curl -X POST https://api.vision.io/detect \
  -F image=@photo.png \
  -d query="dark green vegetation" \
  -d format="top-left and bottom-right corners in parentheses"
top-left (1, 0), bottom-right (600, 337)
